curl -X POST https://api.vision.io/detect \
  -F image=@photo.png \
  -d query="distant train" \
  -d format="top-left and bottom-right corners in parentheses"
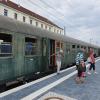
top-left (0, 15), bottom-right (100, 86)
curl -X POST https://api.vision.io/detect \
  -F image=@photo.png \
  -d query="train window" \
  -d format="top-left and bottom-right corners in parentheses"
top-left (25, 37), bottom-right (38, 55)
top-left (0, 33), bottom-right (12, 57)
top-left (72, 45), bottom-right (75, 49)
top-left (77, 45), bottom-right (80, 48)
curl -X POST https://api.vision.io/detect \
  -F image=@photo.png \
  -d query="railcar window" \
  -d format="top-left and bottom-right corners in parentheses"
top-left (25, 37), bottom-right (38, 55)
top-left (72, 45), bottom-right (75, 49)
top-left (77, 45), bottom-right (80, 48)
top-left (0, 33), bottom-right (12, 57)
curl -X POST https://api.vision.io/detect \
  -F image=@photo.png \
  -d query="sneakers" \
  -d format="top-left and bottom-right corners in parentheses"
top-left (87, 71), bottom-right (98, 74)
top-left (87, 72), bottom-right (91, 75)
top-left (94, 71), bottom-right (98, 74)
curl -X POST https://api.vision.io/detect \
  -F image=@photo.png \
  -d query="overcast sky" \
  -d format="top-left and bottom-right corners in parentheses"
top-left (12, 0), bottom-right (100, 46)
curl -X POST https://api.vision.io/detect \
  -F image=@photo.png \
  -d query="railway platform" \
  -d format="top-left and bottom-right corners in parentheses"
top-left (0, 58), bottom-right (100, 100)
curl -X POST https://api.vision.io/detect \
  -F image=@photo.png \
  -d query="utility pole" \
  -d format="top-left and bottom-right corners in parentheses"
top-left (64, 26), bottom-right (66, 36)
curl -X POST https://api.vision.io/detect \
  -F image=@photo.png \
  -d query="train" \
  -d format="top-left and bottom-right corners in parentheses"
top-left (0, 15), bottom-right (100, 87)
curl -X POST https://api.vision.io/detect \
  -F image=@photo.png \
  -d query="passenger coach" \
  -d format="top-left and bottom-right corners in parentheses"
top-left (0, 15), bottom-right (100, 87)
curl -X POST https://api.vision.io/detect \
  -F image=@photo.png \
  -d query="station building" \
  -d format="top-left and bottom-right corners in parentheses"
top-left (0, 0), bottom-right (64, 35)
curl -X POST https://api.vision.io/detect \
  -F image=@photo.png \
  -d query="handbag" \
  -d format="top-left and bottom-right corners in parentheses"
top-left (87, 57), bottom-right (91, 63)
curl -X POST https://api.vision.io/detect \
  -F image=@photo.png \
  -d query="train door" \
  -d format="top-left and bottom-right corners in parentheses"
top-left (41, 38), bottom-right (48, 71)
top-left (55, 41), bottom-right (64, 67)
top-left (49, 39), bottom-right (56, 68)
top-left (55, 41), bottom-right (62, 57)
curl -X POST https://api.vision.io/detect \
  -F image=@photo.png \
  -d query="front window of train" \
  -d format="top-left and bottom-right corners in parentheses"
top-left (25, 37), bottom-right (38, 55)
top-left (0, 33), bottom-right (12, 57)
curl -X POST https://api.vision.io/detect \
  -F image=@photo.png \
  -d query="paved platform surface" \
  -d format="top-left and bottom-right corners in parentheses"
top-left (36, 60), bottom-right (100, 100)
top-left (0, 58), bottom-right (100, 100)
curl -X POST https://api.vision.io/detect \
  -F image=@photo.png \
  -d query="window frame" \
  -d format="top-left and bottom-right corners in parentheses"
top-left (72, 45), bottom-right (75, 49)
top-left (0, 33), bottom-right (13, 57)
top-left (25, 37), bottom-right (38, 56)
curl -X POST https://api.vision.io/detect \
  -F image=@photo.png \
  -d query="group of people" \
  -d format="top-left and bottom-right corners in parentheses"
top-left (75, 47), bottom-right (97, 84)
top-left (51, 47), bottom-right (97, 84)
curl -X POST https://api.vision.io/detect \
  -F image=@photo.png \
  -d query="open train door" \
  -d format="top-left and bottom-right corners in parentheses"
top-left (49, 39), bottom-right (56, 69)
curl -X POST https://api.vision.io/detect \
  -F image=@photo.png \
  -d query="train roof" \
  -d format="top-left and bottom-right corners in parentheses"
top-left (0, 15), bottom-right (99, 48)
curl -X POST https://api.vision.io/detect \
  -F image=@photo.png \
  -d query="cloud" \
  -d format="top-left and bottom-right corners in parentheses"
top-left (12, 0), bottom-right (100, 46)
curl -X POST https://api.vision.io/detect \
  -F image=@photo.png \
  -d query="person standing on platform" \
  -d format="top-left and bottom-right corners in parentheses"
top-left (75, 47), bottom-right (86, 83)
top-left (87, 48), bottom-right (97, 74)
top-left (56, 49), bottom-right (64, 74)
top-left (50, 49), bottom-right (64, 74)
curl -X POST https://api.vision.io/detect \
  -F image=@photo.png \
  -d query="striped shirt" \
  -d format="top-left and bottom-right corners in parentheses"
top-left (76, 52), bottom-right (84, 65)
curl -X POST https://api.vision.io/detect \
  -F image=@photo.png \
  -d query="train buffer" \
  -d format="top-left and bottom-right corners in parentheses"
top-left (0, 58), bottom-right (100, 100)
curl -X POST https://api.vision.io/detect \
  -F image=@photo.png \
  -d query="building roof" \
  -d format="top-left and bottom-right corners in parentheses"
top-left (0, 15), bottom-right (99, 48)
top-left (0, 0), bottom-right (63, 29)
